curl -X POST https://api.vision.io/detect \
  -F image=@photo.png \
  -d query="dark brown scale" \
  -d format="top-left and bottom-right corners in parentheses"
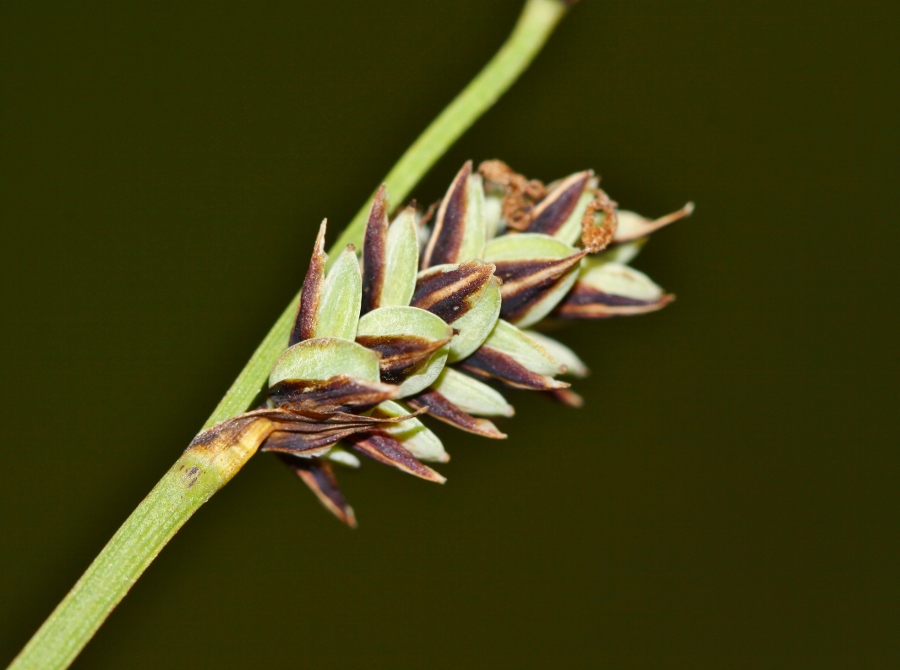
top-left (526, 172), bottom-right (591, 236)
top-left (261, 430), bottom-right (341, 455)
top-left (411, 260), bottom-right (494, 323)
top-left (279, 455), bottom-right (356, 527)
top-left (553, 285), bottom-right (674, 319)
top-left (461, 347), bottom-right (569, 391)
top-left (346, 431), bottom-right (445, 483)
top-left (492, 252), bottom-right (585, 323)
top-left (290, 221), bottom-right (327, 345)
top-left (361, 185), bottom-right (388, 314)
top-left (268, 375), bottom-right (397, 413)
top-left (421, 161), bottom-right (471, 268)
top-left (355, 334), bottom-right (450, 379)
top-left (406, 389), bottom-right (506, 439)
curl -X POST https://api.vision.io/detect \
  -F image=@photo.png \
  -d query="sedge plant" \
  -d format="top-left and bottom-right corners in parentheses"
top-left (8, 1), bottom-right (691, 667)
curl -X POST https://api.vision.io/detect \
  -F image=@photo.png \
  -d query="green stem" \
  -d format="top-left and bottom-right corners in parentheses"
top-left (328, 0), bottom-right (571, 256)
top-left (204, 0), bottom-right (570, 430)
top-left (9, 418), bottom-right (272, 670)
top-left (9, 1), bottom-right (574, 667)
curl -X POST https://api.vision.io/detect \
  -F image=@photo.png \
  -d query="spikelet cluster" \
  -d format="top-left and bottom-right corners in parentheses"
top-left (194, 161), bottom-right (691, 525)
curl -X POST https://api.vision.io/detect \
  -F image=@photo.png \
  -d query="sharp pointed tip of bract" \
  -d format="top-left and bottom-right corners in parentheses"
top-left (683, 201), bottom-right (695, 216)
top-left (340, 507), bottom-right (359, 528)
top-left (315, 219), bottom-right (328, 248)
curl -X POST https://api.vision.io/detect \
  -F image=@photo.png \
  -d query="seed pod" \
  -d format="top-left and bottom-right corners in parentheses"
top-left (430, 367), bottom-right (514, 417)
top-left (269, 337), bottom-right (382, 387)
top-left (446, 276), bottom-right (501, 362)
top-left (484, 233), bottom-right (585, 328)
top-left (316, 245), bottom-right (363, 340)
top-left (590, 240), bottom-right (645, 266)
top-left (324, 447), bottom-right (360, 468)
top-left (374, 400), bottom-right (448, 463)
top-left (461, 319), bottom-right (568, 390)
top-left (554, 262), bottom-right (674, 319)
top-left (381, 205), bottom-right (420, 307)
top-left (524, 331), bottom-right (589, 378)
top-left (614, 202), bottom-right (693, 244)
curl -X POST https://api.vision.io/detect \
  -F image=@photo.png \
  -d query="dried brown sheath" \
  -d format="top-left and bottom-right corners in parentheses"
top-left (461, 347), bottom-right (570, 391)
top-left (493, 251), bottom-right (587, 323)
top-left (421, 161), bottom-right (472, 268)
top-left (361, 184), bottom-right (389, 314)
top-left (291, 220), bottom-right (327, 345)
top-left (279, 455), bottom-right (357, 527)
top-left (407, 389), bottom-right (506, 439)
top-left (553, 286), bottom-right (674, 319)
top-left (526, 171), bottom-right (592, 236)
top-left (411, 260), bottom-right (495, 324)
top-left (346, 431), bottom-right (446, 483)
top-left (262, 431), bottom-right (335, 457)
top-left (261, 414), bottom-right (414, 454)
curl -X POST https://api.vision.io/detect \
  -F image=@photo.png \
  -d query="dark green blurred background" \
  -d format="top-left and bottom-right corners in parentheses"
top-left (2, 1), bottom-right (897, 667)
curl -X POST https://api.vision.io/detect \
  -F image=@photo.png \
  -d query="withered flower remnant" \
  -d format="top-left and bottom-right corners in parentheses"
top-left (189, 160), bottom-right (691, 526)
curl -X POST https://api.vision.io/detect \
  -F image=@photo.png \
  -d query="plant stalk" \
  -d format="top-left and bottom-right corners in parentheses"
top-left (9, 1), bottom-right (574, 667)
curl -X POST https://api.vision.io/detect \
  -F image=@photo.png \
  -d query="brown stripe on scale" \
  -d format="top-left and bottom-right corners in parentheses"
top-left (268, 375), bottom-right (399, 413)
top-left (346, 431), bottom-right (446, 483)
top-left (279, 455), bottom-right (357, 527)
top-left (461, 347), bottom-right (570, 391)
top-left (526, 171), bottom-right (592, 236)
top-left (361, 184), bottom-right (389, 314)
top-left (493, 251), bottom-right (587, 323)
top-left (421, 161), bottom-right (472, 268)
top-left (553, 286), bottom-right (675, 319)
top-left (355, 334), bottom-right (452, 381)
top-left (581, 189), bottom-right (618, 253)
top-left (411, 260), bottom-right (496, 324)
top-left (406, 389), bottom-right (507, 439)
top-left (290, 220), bottom-right (327, 345)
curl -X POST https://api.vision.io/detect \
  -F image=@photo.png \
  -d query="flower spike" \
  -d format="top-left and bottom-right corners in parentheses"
top-left (201, 159), bottom-right (686, 525)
